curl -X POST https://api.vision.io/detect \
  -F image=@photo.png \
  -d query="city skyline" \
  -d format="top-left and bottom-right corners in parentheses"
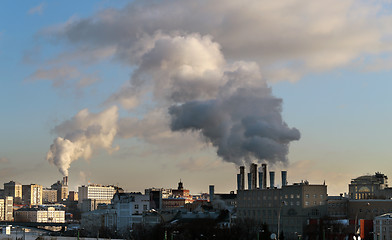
top-left (1, 1), bottom-right (392, 196)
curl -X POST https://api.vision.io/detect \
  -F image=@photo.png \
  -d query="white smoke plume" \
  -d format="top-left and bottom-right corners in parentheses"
top-left (47, 106), bottom-right (119, 176)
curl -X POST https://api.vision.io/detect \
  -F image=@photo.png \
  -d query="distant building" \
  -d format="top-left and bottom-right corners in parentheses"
top-left (373, 213), bottom-right (392, 239)
top-left (145, 188), bottom-right (172, 210)
top-left (68, 191), bottom-right (78, 202)
top-left (327, 195), bottom-right (348, 219)
top-left (237, 166), bottom-right (327, 239)
top-left (162, 181), bottom-right (194, 210)
top-left (15, 206), bottom-right (65, 223)
top-left (78, 184), bottom-right (119, 212)
top-left (51, 177), bottom-right (68, 202)
top-left (0, 196), bottom-right (13, 221)
top-left (349, 172), bottom-right (389, 199)
top-left (4, 181), bottom-right (22, 204)
top-left (111, 191), bottom-right (151, 231)
top-left (22, 184), bottom-right (43, 206)
top-left (42, 189), bottom-right (58, 204)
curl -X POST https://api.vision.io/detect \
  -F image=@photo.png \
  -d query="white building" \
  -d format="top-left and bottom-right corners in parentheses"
top-left (14, 206), bottom-right (65, 223)
top-left (374, 213), bottom-right (392, 240)
top-left (111, 192), bottom-right (152, 232)
top-left (78, 184), bottom-right (117, 211)
top-left (0, 196), bottom-right (13, 221)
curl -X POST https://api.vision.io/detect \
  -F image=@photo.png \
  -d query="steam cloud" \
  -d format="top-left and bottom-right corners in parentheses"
top-left (169, 67), bottom-right (301, 165)
top-left (47, 106), bottom-right (118, 176)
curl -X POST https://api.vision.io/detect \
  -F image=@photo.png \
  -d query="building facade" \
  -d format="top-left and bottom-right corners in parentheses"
top-left (237, 181), bottom-right (327, 239)
top-left (15, 206), bottom-right (65, 223)
top-left (42, 189), bottom-right (58, 204)
top-left (51, 177), bottom-right (68, 202)
top-left (22, 184), bottom-right (43, 206)
top-left (349, 172), bottom-right (389, 199)
top-left (374, 213), bottom-right (392, 240)
top-left (4, 181), bottom-right (22, 204)
top-left (0, 196), bottom-right (13, 221)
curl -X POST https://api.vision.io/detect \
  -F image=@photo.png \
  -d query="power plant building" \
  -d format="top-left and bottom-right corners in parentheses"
top-left (51, 176), bottom-right (69, 202)
top-left (236, 166), bottom-right (327, 239)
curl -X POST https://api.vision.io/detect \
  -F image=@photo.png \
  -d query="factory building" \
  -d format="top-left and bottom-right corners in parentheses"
top-left (22, 184), bottom-right (43, 206)
top-left (236, 164), bottom-right (327, 239)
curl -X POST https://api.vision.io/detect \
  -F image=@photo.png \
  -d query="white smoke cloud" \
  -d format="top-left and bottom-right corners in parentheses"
top-left (47, 106), bottom-right (119, 176)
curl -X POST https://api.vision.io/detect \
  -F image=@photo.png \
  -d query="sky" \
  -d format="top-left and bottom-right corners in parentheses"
top-left (0, 0), bottom-right (391, 196)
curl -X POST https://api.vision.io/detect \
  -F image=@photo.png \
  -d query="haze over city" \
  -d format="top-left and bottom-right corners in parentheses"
top-left (1, 0), bottom-right (392, 197)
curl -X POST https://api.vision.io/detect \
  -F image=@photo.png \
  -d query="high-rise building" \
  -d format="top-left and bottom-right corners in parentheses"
top-left (0, 196), bottom-right (14, 221)
top-left (22, 184), bottom-right (43, 206)
top-left (78, 184), bottom-right (118, 211)
top-left (42, 189), bottom-right (58, 204)
top-left (4, 181), bottom-right (22, 204)
top-left (51, 177), bottom-right (68, 202)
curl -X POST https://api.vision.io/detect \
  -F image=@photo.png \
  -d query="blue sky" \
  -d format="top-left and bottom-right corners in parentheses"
top-left (1, 1), bottom-right (391, 195)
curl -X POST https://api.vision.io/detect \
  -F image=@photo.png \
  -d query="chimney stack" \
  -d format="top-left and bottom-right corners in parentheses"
top-left (209, 185), bottom-right (215, 202)
top-left (259, 171), bottom-right (264, 189)
top-left (270, 171), bottom-right (275, 188)
top-left (63, 176), bottom-right (68, 186)
top-left (247, 173), bottom-right (252, 190)
top-left (281, 171), bottom-right (287, 187)
top-left (237, 166), bottom-right (245, 190)
top-left (262, 164), bottom-right (267, 189)
top-left (250, 163), bottom-right (257, 189)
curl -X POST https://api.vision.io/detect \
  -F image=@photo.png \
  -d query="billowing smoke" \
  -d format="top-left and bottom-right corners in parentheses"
top-left (47, 106), bottom-right (118, 176)
top-left (169, 64), bottom-right (300, 165)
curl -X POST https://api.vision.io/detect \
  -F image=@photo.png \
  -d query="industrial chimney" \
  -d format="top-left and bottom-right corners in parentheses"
top-left (262, 164), bottom-right (267, 189)
top-left (63, 176), bottom-right (68, 186)
top-left (259, 171), bottom-right (264, 189)
top-left (250, 163), bottom-right (257, 189)
top-left (237, 166), bottom-right (245, 190)
top-left (247, 173), bottom-right (252, 190)
top-left (270, 171), bottom-right (275, 188)
top-left (209, 185), bottom-right (215, 202)
top-left (281, 171), bottom-right (287, 187)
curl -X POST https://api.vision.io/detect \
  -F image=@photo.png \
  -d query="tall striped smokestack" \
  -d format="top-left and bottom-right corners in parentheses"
top-left (281, 171), bottom-right (287, 187)
top-left (270, 171), bottom-right (275, 188)
top-left (262, 164), bottom-right (267, 189)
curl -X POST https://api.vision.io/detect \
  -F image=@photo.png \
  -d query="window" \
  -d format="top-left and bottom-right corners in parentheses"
top-left (305, 194), bottom-right (309, 198)
top-left (313, 194), bottom-right (317, 198)
top-left (135, 204), bottom-right (139, 209)
top-left (143, 205), bottom-right (148, 210)
top-left (296, 201), bottom-right (300, 206)
top-left (296, 194), bottom-right (300, 198)
top-left (305, 201), bottom-right (309, 206)
top-left (290, 194), bottom-right (294, 199)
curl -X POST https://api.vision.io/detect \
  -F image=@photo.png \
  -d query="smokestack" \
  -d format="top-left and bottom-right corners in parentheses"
top-left (240, 166), bottom-right (245, 190)
top-left (250, 163), bottom-right (257, 189)
top-left (209, 185), bottom-right (214, 202)
top-left (248, 173), bottom-right (252, 190)
top-left (262, 164), bottom-right (267, 189)
top-left (270, 171), bottom-right (275, 188)
top-left (281, 171), bottom-right (287, 187)
top-left (237, 174), bottom-right (241, 191)
top-left (259, 171), bottom-right (263, 189)
top-left (63, 176), bottom-right (68, 186)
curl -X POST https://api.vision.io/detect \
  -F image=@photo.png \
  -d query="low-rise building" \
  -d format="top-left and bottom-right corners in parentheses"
top-left (14, 206), bottom-right (65, 223)
top-left (373, 213), bottom-right (392, 239)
